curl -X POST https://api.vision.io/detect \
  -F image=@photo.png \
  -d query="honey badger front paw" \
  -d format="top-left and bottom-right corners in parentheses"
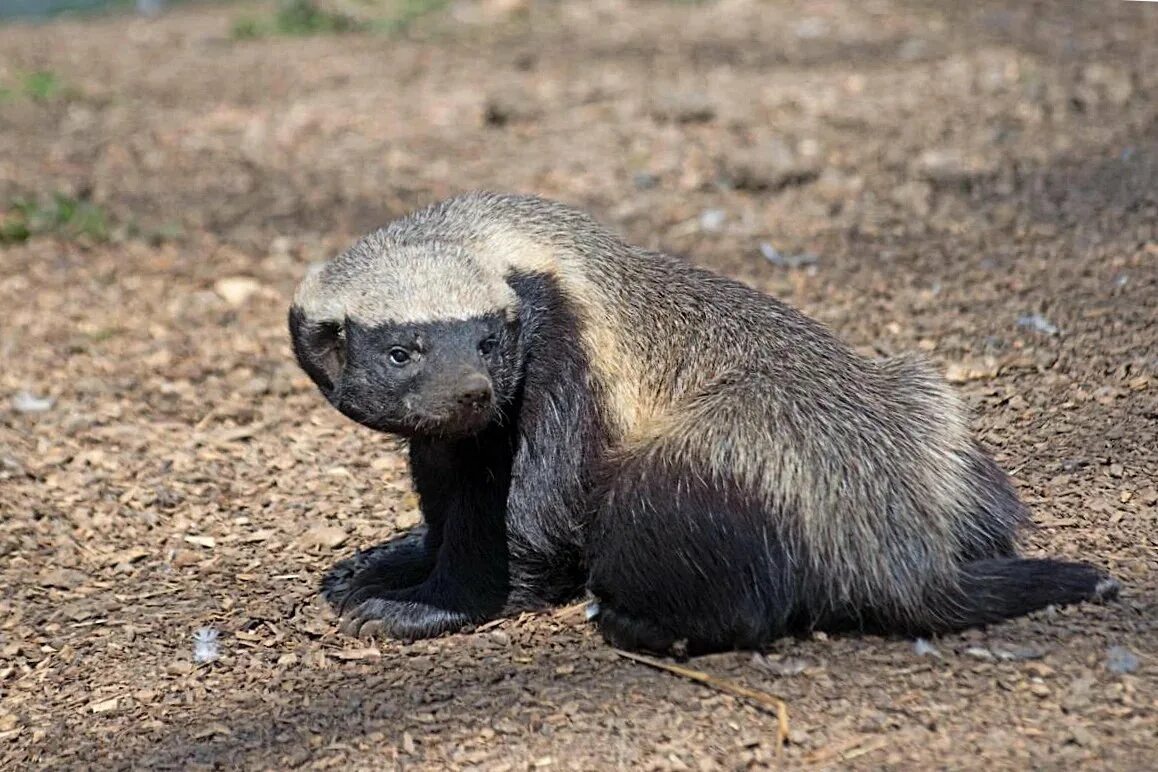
top-left (335, 574), bottom-right (506, 641)
top-left (338, 593), bottom-right (476, 641)
top-left (321, 529), bottom-right (436, 610)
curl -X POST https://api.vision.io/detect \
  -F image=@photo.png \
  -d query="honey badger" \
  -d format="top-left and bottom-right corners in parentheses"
top-left (289, 191), bottom-right (1119, 656)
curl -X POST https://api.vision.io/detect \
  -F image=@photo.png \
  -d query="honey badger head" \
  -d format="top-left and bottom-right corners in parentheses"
top-left (289, 235), bottom-right (523, 438)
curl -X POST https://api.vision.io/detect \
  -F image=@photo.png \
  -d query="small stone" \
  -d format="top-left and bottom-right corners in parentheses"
top-left (945, 358), bottom-right (1000, 383)
top-left (213, 276), bottom-right (264, 307)
top-left (963, 647), bottom-right (996, 661)
top-left (39, 568), bottom-right (86, 589)
top-left (759, 242), bottom-right (819, 269)
top-left (10, 391), bottom-right (53, 413)
top-left (699, 209), bottom-right (726, 232)
top-left (753, 655), bottom-right (811, 676)
top-left (89, 697), bottom-right (120, 714)
top-left (166, 661), bottom-right (195, 676)
top-left (1016, 313), bottom-right (1060, 336)
top-left (992, 645), bottom-right (1046, 661)
top-left (300, 525), bottom-right (349, 550)
top-left (915, 149), bottom-right (995, 183)
top-left (331, 647), bottom-right (381, 660)
top-left (394, 510), bottom-right (422, 530)
top-left (1105, 646), bottom-right (1139, 674)
top-left (171, 549), bottom-right (201, 568)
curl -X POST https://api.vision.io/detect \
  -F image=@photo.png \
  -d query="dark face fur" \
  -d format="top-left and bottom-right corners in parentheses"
top-left (290, 309), bottom-right (523, 438)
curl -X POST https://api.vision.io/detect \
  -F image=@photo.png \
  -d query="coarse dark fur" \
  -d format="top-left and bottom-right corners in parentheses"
top-left (289, 191), bottom-right (1120, 657)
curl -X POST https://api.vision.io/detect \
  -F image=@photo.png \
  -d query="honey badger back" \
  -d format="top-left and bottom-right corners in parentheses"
top-left (289, 191), bottom-right (1119, 655)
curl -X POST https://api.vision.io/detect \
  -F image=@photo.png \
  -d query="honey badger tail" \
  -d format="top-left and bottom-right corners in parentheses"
top-left (929, 558), bottom-right (1120, 632)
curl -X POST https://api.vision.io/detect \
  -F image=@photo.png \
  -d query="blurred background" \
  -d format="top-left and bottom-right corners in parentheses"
top-left (1, 1), bottom-right (1155, 769)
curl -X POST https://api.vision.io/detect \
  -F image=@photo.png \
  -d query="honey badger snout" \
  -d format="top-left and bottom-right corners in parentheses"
top-left (453, 371), bottom-right (493, 410)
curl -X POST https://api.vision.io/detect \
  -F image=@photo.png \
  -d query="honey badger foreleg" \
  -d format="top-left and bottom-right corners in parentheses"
top-left (334, 429), bottom-right (515, 639)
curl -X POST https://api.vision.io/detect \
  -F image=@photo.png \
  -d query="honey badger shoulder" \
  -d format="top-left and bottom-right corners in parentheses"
top-left (289, 191), bottom-right (1120, 654)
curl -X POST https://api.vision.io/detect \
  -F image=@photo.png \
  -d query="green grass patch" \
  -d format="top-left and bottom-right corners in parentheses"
top-left (0, 193), bottom-right (112, 244)
top-left (0, 70), bottom-right (75, 103)
top-left (232, 0), bottom-right (450, 40)
top-left (233, 0), bottom-right (365, 39)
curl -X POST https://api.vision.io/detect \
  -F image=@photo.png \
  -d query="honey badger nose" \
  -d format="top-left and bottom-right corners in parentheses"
top-left (456, 373), bottom-right (493, 408)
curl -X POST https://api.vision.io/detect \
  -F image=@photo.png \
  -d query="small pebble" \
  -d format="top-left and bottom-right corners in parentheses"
top-left (760, 242), bottom-right (819, 269)
top-left (11, 391), bottom-right (53, 413)
top-left (1016, 313), bottom-right (1060, 336)
top-left (752, 654), bottom-right (811, 676)
top-left (1105, 645), bottom-right (1139, 674)
top-left (963, 647), bottom-right (996, 661)
top-left (699, 209), bottom-right (726, 232)
top-left (992, 645), bottom-right (1046, 661)
top-left (213, 276), bottom-right (264, 307)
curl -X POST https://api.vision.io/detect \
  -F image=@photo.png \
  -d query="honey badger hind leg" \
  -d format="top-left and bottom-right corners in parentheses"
top-left (585, 452), bottom-right (802, 658)
top-left (584, 451), bottom-right (1123, 656)
top-left (914, 557), bottom-right (1121, 635)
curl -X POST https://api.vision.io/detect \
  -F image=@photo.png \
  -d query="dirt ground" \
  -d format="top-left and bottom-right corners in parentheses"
top-left (0, 0), bottom-right (1155, 768)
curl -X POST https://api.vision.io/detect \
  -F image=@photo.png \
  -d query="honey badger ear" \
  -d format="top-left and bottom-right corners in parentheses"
top-left (289, 306), bottom-right (345, 393)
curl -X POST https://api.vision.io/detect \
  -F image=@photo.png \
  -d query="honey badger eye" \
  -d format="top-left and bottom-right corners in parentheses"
top-left (317, 321), bottom-right (344, 345)
top-left (388, 347), bottom-right (411, 366)
top-left (479, 335), bottom-right (498, 355)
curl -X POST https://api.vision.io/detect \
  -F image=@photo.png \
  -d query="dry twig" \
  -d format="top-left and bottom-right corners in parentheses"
top-left (613, 649), bottom-right (791, 755)
top-left (803, 734), bottom-right (888, 766)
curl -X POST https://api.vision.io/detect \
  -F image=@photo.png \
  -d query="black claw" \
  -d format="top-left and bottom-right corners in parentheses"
top-left (358, 619), bottom-right (387, 639)
top-left (338, 584), bottom-right (389, 616)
